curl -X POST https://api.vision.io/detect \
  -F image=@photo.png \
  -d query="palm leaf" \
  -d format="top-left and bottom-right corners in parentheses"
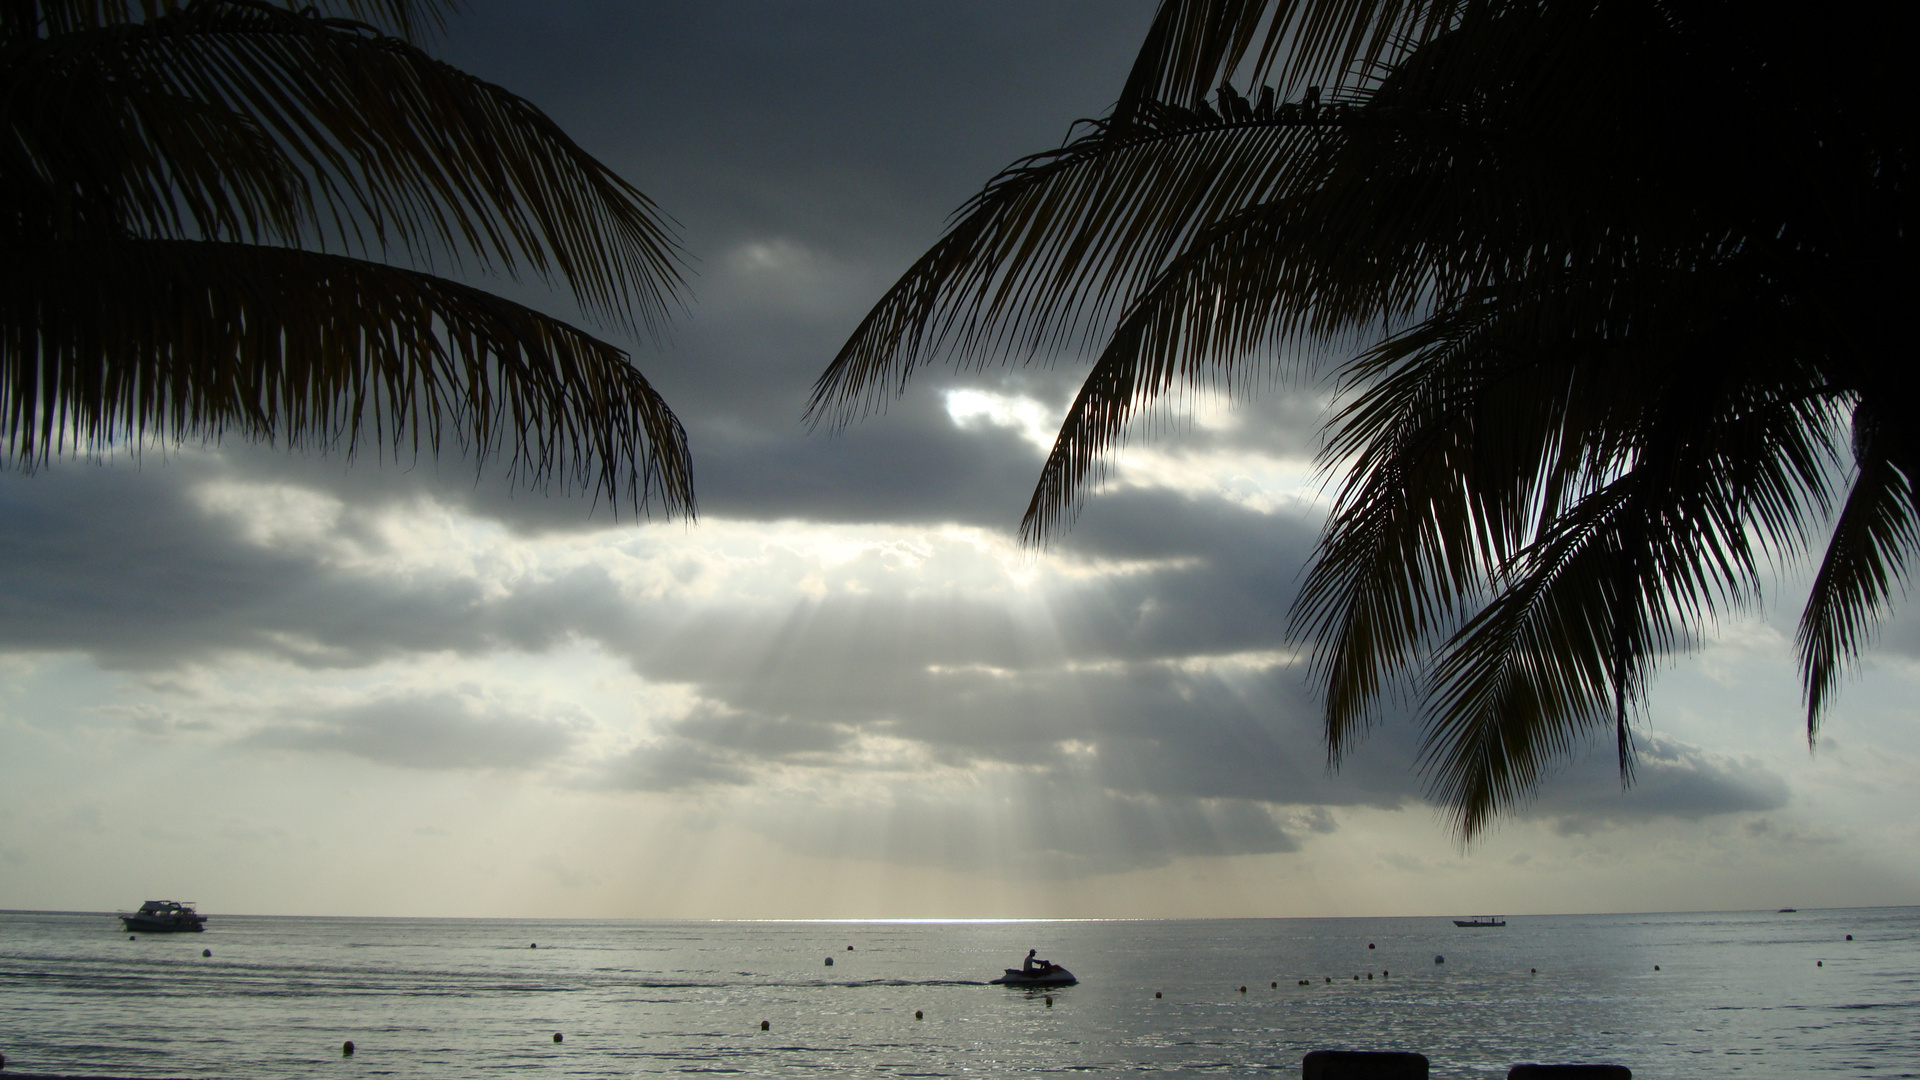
top-left (1, 237), bottom-right (693, 516)
top-left (11, 1), bottom-right (684, 337)
top-left (1797, 433), bottom-right (1920, 742)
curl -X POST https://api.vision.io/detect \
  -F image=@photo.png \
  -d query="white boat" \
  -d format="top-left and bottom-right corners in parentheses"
top-left (990, 963), bottom-right (1077, 986)
top-left (1453, 915), bottom-right (1506, 928)
top-left (120, 900), bottom-right (208, 933)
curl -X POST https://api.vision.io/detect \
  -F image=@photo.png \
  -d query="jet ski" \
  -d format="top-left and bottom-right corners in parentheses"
top-left (991, 963), bottom-right (1077, 986)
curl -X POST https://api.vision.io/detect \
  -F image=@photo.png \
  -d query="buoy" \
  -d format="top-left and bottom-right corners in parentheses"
top-left (1271, 981), bottom-right (1277, 988)
top-left (1368, 943), bottom-right (1375, 949)
top-left (1239, 985), bottom-right (1247, 993)
top-left (914, 1010), bottom-right (922, 1020)
top-left (1817, 960), bottom-right (1823, 967)
top-left (825, 957), bottom-right (833, 966)
top-left (1298, 980), bottom-right (1308, 985)
top-left (1383, 970), bottom-right (1389, 977)
top-left (847, 945), bottom-right (854, 951)
top-left (760, 1021), bottom-right (769, 1031)
top-left (342, 1041), bottom-right (355, 1056)
top-left (1154, 991), bottom-right (1162, 999)
top-left (1654, 965), bottom-right (1660, 971)
top-left (203, 949), bottom-right (212, 957)
top-left (1324, 977), bottom-right (1330, 983)
top-left (553, 1032), bottom-right (563, 1043)
top-left (1044, 995), bottom-right (1053, 1007)
top-left (1366, 973), bottom-right (1372, 980)
top-left (1846, 934), bottom-right (1853, 941)
top-left (129, 935), bottom-right (136, 941)
top-left (1434, 955), bottom-right (1444, 964)
top-left (530, 943), bottom-right (537, 949)
top-left (1530, 968), bottom-right (1536, 974)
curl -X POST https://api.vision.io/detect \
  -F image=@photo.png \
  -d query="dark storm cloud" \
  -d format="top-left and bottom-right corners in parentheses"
top-left (759, 785), bottom-right (1307, 877)
top-left (0, 464), bottom-right (536, 669)
top-left (1523, 734), bottom-right (1789, 833)
top-left (420, 0), bottom-right (1340, 533)
top-left (598, 700), bottom-right (856, 793)
top-left (247, 691), bottom-right (585, 771)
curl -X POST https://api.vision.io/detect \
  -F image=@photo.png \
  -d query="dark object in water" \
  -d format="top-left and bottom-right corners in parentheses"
top-left (1846, 934), bottom-right (1853, 940)
top-left (1302, 1049), bottom-right (1429, 1078)
top-left (1044, 995), bottom-right (1053, 1007)
top-left (760, 1020), bottom-right (769, 1031)
top-left (342, 1041), bottom-right (355, 1056)
top-left (531, 942), bottom-right (537, 948)
top-left (1453, 916), bottom-right (1506, 928)
top-left (1507, 1066), bottom-right (1631, 1079)
top-left (1778, 908), bottom-right (1797, 913)
top-left (1434, 955), bottom-right (1444, 964)
top-left (203, 949), bottom-right (212, 957)
top-left (120, 900), bottom-right (208, 933)
top-left (553, 1032), bottom-right (563, 1043)
top-left (914, 1010), bottom-right (922, 1020)
top-left (825, 957), bottom-right (833, 966)
top-left (992, 963), bottom-right (1076, 986)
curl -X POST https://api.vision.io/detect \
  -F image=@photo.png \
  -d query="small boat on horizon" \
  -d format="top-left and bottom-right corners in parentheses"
top-left (1453, 916), bottom-right (1507, 928)
top-left (119, 900), bottom-right (208, 933)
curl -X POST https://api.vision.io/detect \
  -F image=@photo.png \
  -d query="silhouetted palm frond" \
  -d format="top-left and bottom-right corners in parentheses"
top-left (819, 0), bottom-right (1917, 837)
top-left (3, 238), bottom-right (692, 514)
top-left (3, 0), bottom-right (692, 515)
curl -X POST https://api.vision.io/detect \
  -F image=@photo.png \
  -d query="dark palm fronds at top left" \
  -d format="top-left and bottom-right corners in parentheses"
top-left (2, 0), bottom-right (693, 518)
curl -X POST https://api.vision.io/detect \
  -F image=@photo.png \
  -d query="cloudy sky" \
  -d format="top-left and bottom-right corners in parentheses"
top-left (3, 1), bottom-right (1917, 919)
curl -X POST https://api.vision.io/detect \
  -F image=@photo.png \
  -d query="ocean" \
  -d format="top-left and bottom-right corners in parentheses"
top-left (1, 908), bottom-right (1915, 1078)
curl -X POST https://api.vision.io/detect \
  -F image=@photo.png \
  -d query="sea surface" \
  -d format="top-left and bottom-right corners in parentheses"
top-left (1, 908), bottom-right (1915, 1078)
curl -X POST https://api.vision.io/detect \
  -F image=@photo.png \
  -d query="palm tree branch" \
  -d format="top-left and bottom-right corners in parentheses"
top-left (1797, 445), bottom-right (1919, 741)
top-left (14, 1), bottom-right (684, 337)
top-left (0, 237), bottom-right (693, 516)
